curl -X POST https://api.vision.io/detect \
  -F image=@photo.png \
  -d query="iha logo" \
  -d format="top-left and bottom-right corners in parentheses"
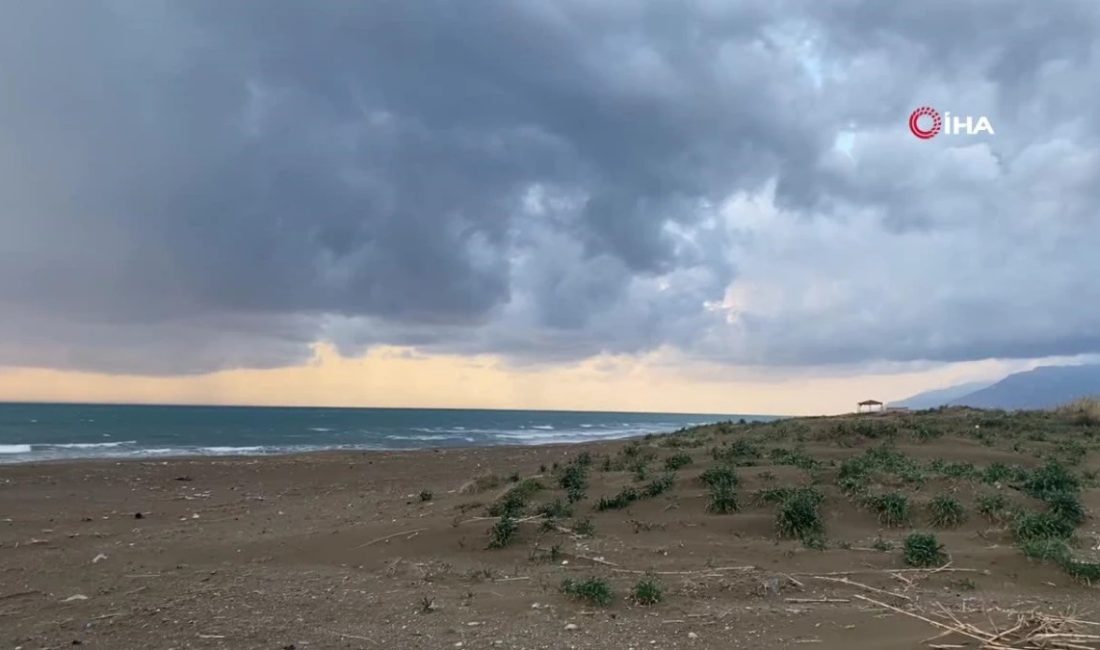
top-left (908, 106), bottom-right (994, 139)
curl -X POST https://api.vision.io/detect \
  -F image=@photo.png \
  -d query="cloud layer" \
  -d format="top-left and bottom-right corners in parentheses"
top-left (1, 0), bottom-right (1098, 374)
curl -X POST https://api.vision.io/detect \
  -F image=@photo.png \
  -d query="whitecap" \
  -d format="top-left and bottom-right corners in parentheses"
top-left (47, 441), bottom-right (137, 449)
top-left (0, 444), bottom-right (32, 454)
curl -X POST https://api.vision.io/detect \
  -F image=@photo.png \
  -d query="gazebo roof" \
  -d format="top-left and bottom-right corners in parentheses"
top-left (858, 399), bottom-right (883, 405)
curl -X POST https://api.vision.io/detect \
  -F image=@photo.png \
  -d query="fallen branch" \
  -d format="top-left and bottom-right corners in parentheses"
top-left (353, 528), bottom-right (428, 549)
top-left (786, 598), bottom-right (850, 603)
top-left (611, 565), bottom-right (755, 575)
top-left (811, 576), bottom-right (911, 601)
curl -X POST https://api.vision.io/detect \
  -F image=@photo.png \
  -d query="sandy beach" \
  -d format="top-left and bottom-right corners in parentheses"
top-left (2, 410), bottom-right (1098, 649)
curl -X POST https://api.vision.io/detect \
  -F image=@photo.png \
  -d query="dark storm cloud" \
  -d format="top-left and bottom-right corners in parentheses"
top-left (0, 0), bottom-right (1098, 374)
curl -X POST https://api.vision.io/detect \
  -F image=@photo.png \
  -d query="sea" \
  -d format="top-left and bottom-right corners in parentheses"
top-left (0, 402), bottom-right (771, 464)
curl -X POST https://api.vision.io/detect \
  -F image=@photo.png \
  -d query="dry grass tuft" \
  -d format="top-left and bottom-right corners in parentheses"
top-left (1058, 396), bottom-right (1100, 426)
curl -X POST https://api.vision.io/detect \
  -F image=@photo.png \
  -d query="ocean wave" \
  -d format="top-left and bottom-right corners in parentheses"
top-left (0, 444), bottom-right (32, 454)
top-left (45, 441), bottom-right (137, 449)
top-left (529, 425), bottom-right (554, 430)
top-left (198, 446), bottom-right (265, 454)
top-left (308, 427), bottom-right (334, 432)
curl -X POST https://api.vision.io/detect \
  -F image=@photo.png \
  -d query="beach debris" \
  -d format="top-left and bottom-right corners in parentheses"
top-left (564, 623), bottom-right (579, 631)
top-left (134, 512), bottom-right (143, 519)
top-left (688, 632), bottom-right (699, 640)
top-left (91, 553), bottom-right (108, 564)
top-left (855, 594), bottom-right (1100, 649)
top-left (174, 476), bottom-right (193, 482)
top-left (62, 594), bottom-right (88, 602)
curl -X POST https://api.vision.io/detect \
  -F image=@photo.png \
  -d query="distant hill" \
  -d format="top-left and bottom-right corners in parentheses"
top-left (943, 364), bottom-right (1100, 410)
top-left (893, 381), bottom-right (994, 410)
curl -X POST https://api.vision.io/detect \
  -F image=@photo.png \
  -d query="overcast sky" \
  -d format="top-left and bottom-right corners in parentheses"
top-left (1, 1), bottom-right (1098, 412)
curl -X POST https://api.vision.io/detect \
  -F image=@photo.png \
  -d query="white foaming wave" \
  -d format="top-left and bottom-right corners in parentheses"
top-left (308, 427), bottom-right (334, 432)
top-left (529, 425), bottom-right (555, 430)
top-left (491, 426), bottom-right (662, 444)
top-left (0, 444), bottom-right (32, 454)
top-left (198, 446), bottom-right (265, 454)
top-left (45, 441), bottom-right (138, 449)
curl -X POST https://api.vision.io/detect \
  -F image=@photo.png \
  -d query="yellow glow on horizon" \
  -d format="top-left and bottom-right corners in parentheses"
top-left (0, 344), bottom-right (1015, 415)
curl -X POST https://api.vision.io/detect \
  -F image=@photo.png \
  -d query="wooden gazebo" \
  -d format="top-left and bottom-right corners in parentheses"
top-left (857, 399), bottom-right (884, 414)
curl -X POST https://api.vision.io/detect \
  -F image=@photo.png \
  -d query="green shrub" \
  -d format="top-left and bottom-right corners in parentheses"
top-left (537, 498), bottom-right (573, 519)
top-left (642, 473), bottom-right (675, 498)
top-left (699, 466), bottom-right (738, 489)
top-left (596, 486), bottom-right (639, 511)
top-left (572, 517), bottom-right (594, 536)
top-left (1013, 511), bottom-right (1075, 542)
top-left (1020, 537), bottom-right (1070, 562)
top-left (418, 490), bottom-right (433, 502)
top-left (903, 532), bottom-right (946, 567)
top-left (664, 453), bottom-right (693, 471)
top-left (1046, 491), bottom-right (1086, 527)
top-left (631, 577), bottom-right (663, 605)
top-left (977, 493), bottom-right (1012, 522)
top-left (776, 489), bottom-right (824, 542)
top-left (912, 423), bottom-right (943, 442)
top-left (1023, 460), bottom-right (1079, 499)
top-left (561, 577), bottom-right (613, 606)
top-left (488, 514), bottom-right (519, 548)
top-left (928, 495), bottom-right (966, 528)
top-left (1061, 559), bottom-right (1100, 583)
top-left (940, 462), bottom-right (979, 480)
top-left (981, 463), bottom-right (1013, 484)
top-left (707, 483), bottom-right (739, 514)
top-left (868, 492), bottom-right (910, 527)
top-left (558, 462), bottom-right (589, 502)
top-left (711, 439), bottom-right (761, 465)
top-left (768, 447), bottom-right (819, 470)
top-left (488, 479), bottom-right (543, 517)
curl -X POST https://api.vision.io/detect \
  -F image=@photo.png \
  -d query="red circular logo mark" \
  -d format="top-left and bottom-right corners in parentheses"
top-left (909, 106), bottom-right (941, 139)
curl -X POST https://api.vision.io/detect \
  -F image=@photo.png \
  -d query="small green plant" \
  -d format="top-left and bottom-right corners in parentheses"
top-left (776, 489), bottom-right (824, 542)
top-left (1023, 460), bottom-right (1079, 499)
top-left (488, 514), bottom-right (519, 548)
top-left (699, 466), bottom-right (738, 489)
top-left (642, 473), bottom-right (675, 498)
top-left (572, 517), bottom-right (594, 536)
top-left (913, 423), bottom-right (943, 442)
top-left (561, 577), bottom-right (613, 606)
top-left (981, 463), bottom-right (1013, 484)
top-left (869, 492), bottom-right (910, 527)
top-left (487, 479), bottom-right (543, 517)
top-left (1013, 511), bottom-right (1075, 542)
top-left (768, 447), bottom-right (819, 470)
top-left (418, 490), bottom-right (433, 502)
top-left (1046, 491), bottom-right (1086, 527)
top-left (1020, 537), bottom-right (1070, 562)
top-left (707, 483), bottom-right (739, 514)
top-left (978, 493), bottom-right (1011, 522)
top-left (1061, 558), bottom-right (1100, 583)
top-left (928, 494), bottom-right (966, 528)
top-left (871, 536), bottom-right (894, 552)
top-left (903, 532), bottom-right (946, 567)
top-left (664, 453), bottom-right (693, 471)
top-left (419, 596), bottom-right (436, 613)
top-left (537, 498), bottom-right (573, 519)
top-left (558, 461), bottom-right (589, 503)
top-left (631, 577), bottom-right (663, 605)
top-left (596, 486), bottom-right (639, 511)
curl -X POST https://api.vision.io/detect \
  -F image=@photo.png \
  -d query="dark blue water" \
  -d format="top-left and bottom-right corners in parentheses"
top-left (0, 403), bottom-right (769, 463)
